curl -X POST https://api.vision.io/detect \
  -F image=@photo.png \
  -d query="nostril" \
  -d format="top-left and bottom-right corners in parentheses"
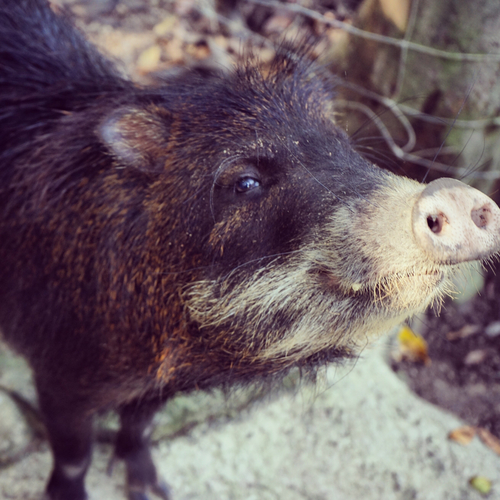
top-left (471, 206), bottom-right (490, 228)
top-left (427, 213), bottom-right (445, 234)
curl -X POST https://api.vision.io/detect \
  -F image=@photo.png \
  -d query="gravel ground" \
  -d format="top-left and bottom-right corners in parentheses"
top-left (1, 340), bottom-right (499, 500)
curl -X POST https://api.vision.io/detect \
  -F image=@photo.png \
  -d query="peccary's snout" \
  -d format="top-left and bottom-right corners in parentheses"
top-left (412, 177), bottom-right (500, 264)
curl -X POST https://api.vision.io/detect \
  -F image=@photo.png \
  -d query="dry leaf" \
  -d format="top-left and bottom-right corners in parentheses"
top-left (464, 349), bottom-right (488, 366)
top-left (446, 324), bottom-right (481, 341)
top-left (448, 426), bottom-right (476, 445)
top-left (164, 38), bottom-right (185, 64)
top-left (485, 321), bottom-right (500, 337)
top-left (153, 16), bottom-right (178, 37)
top-left (137, 45), bottom-right (162, 74)
top-left (469, 476), bottom-right (492, 495)
top-left (477, 428), bottom-right (500, 455)
top-left (396, 325), bottom-right (430, 364)
top-left (87, 30), bottom-right (156, 76)
top-left (379, 0), bottom-right (410, 32)
top-left (263, 14), bottom-right (294, 35)
top-left (185, 42), bottom-right (210, 61)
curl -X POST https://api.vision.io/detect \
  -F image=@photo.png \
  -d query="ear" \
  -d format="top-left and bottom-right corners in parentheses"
top-left (98, 106), bottom-right (171, 172)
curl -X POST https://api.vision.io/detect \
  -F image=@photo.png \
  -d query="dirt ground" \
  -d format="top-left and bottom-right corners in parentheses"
top-left (393, 278), bottom-right (500, 440)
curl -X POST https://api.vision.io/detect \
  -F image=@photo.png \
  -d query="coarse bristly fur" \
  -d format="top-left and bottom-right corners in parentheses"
top-left (0, 0), bottom-right (492, 499)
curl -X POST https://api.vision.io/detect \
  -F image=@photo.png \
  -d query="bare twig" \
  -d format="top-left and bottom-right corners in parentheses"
top-left (250, 0), bottom-right (500, 62)
top-left (393, 0), bottom-right (420, 99)
top-left (339, 81), bottom-right (500, 129)
top-left (336, 100), bottom-right (500, 180)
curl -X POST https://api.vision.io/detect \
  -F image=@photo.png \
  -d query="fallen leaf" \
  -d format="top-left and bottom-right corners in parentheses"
top-left (446, 324), bottom-right (481, 341)
top-left (469, 476), bottom-right (492, 495)
top-left (153, 16), bottom-right (178, 37)
top-left (263, 14), bottom-right (294, 35)
top-left (379, 0), bottom-right (410, 32)
top-left (87, 30), bottom-right (156, 77)
top-left (396, 325), bottom-right (430, 364)
top-left (163, 38), bottom-right (185, 63)
top-left (448, 426), bottom-right (476, 445)
top-left (185, 42), bottom-right (210, 61)
top-left (477, 428), bottom-right (500, 455)
top-left (464, 349), bottom-right (489, 366)
top-left (137, 45), bottom-right (162, 74)
top-left (485, 320), bottom-right (500, 337)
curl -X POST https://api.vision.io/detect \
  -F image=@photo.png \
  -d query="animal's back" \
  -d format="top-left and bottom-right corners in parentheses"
top-left (0, 0), bottom-right (131, 370)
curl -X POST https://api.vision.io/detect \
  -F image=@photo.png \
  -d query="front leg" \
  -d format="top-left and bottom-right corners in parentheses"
top-left (37, 384), bottom-right (94, 500)
top-left (115, 400), bottom-right (170, 500)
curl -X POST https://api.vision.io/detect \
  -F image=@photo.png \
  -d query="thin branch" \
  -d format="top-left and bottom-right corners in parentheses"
top-left (336, 100), bottom-right (500, 180)
top-left (393, 0), bottom-right (420, 99)
top-left (250, 0), bottom-right (500, 62)
top-left (339, 81), bottom-right (500, 129)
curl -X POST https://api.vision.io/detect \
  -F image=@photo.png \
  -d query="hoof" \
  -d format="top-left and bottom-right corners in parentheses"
top-left (128, 480), bottom-right (171, 500)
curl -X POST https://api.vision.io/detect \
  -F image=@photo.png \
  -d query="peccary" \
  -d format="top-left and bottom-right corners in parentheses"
top-left (1, 1), bottom-right (500, 499)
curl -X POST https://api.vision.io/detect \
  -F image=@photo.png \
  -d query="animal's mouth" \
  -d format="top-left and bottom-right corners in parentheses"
top-left (308, 264), bottom-right (451, 315)
top-left (311, 266), bottom-right (446, 295)
top-left (351, 268), bottom-right (446, 293)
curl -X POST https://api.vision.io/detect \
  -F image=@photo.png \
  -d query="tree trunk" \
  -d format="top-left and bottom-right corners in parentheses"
top-left (333, 0), bottom-right (500, 194)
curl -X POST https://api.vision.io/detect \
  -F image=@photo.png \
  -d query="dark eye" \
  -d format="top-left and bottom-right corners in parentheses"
top-left (235, 176), bottom-right (261, 194)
